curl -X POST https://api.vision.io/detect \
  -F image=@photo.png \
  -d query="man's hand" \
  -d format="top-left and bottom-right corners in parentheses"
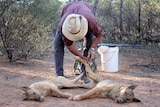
top-left (80, 56), bottom-right (90, 64)
top-left (87, 48), bottom-right (96, 61)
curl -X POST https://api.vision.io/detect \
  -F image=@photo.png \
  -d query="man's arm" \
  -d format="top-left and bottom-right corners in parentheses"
top-left (90, 36), bottom-right (102, 49)
top-left (67, 44), bottom-right (88, 61)
top-left (87, 36), bottom-right (102, 60)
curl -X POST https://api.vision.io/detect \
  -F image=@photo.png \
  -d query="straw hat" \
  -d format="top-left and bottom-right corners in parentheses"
top-left (62, 14), bottom-right (88, 41)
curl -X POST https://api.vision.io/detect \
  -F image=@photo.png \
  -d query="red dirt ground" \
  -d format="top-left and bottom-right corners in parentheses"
top-left (0, 46), bottom-right (160, 107)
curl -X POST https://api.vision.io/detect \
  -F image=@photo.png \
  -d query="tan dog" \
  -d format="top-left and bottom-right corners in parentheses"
top-left (73, 56), bottom-right (141, 103)
top-left (20, 72), bottom-right (92, 102)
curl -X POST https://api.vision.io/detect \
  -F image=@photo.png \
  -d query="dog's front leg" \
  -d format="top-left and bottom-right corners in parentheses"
top-left (73, 87), bottom-right (102, 101)
top-left (51, 88), bottom-right (72, 99)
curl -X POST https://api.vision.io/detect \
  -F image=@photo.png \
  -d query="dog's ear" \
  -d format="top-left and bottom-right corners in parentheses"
top-left (128, 85), bottom-right (138, 90)
top-left (133, 97), bottom-right (141, 102)
top-left (20, 86), bottom-right (30, 92)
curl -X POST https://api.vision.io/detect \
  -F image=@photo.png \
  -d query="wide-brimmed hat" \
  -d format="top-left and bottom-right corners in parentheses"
top-left (62, 14), bottom-right (88, 41)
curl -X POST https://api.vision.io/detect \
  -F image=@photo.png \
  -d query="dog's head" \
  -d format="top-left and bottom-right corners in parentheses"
top-left (115, 85), bottom-right (141, 103)
top-left (20, 86), bottom-right (44, 102)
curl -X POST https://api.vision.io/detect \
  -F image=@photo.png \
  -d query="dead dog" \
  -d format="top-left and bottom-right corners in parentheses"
top-left (20, 72), bottom-right (93, 102)
top-left (73, 56), bottom-right (141, 103)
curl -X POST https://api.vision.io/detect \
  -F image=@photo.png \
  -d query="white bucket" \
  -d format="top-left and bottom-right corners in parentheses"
top-left (98, 46), bottom-right (119, 72)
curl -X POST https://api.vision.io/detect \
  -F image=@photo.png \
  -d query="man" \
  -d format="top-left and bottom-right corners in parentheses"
top-left (54, 1), bottom-right (104, 83)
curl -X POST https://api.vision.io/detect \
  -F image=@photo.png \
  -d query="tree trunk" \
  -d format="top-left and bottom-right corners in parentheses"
top-left (138, 0), bottom-right (141, 34)
top-left (119, 0), bottom-right (123, 32)
top-left (93, 0), bottom-right (99, 16)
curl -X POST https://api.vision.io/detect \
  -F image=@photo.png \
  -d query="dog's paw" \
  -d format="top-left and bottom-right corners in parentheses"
top-left (67, 94), bottom-right (73, 100)
top-left (73, 95), bottom-right (81, 101)
top-left (68, 96), bottom-right (73, 100)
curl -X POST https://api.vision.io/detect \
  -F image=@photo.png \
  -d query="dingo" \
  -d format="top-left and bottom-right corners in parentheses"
top-left (20, 72), bottom-right (92, 102)
top-left (73, 56), bottom-right (141, 103)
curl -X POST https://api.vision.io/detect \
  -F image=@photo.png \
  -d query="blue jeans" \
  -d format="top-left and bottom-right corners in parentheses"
top-left (54, 27), bottom-right (93, 76)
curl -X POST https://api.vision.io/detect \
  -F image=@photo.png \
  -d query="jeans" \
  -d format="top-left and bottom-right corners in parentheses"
top-left (54, 27), bottom-right (93, 76)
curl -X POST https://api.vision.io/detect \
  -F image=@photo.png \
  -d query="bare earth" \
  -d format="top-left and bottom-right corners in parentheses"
top-left (0, 46), bottom-right (160, 107)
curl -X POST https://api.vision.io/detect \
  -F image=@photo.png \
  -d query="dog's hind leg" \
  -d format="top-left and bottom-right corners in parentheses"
top-left (73, 81), bottom-right (95, 89)
top-left (70, 71), bottom-right (85, 83)
top-left (73, 87), bottom-right (102, 101)
top-left (74, 56), bottom-right (104, 82)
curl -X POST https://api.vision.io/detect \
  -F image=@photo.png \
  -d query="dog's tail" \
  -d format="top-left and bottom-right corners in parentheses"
top-left (71, 71), bottom-right (85, 83)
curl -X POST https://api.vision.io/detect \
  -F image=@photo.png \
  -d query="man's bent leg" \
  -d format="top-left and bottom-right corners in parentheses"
top-left (81, 32), bottom-right (93, 72)
top-left (81, 32), bottom-right (93, 83)
top-left (54, 27), bottom-right (64, 76)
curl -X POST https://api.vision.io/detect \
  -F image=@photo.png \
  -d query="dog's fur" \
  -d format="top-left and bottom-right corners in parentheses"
top-left (20, 72), bottom-right (92, 102)
top-left (73, 56), bottom-right (141, 103)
